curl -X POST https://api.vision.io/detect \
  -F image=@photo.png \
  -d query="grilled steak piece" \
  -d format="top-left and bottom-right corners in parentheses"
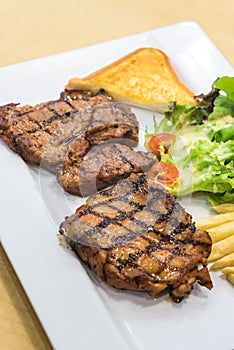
top-left (0, 90), bottom-right (111, 167)
top-left (41, 102), bottom-right (138, 173)
top-left (58, 143), bottom-right (156, 196)
top-left (0, 90), bottom-right (138, 173)
top-left (60, 173), bottom-right (213, 302)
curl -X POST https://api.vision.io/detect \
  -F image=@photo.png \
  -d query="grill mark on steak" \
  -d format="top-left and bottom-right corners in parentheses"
top-left (110, 143), bottom-right (135, 169)
top-left (19, 101), bottom-right (94, 142)
top-left (60, 173), bottom-right (213, 302)
top-left (75, 207), bottom-right (150, 241)
top-left (0, 91), bottom-right (107, 152)
top-left (0, 90), bottom-right (139, 176)
top-left (58, 143), bottom-right (156, 196)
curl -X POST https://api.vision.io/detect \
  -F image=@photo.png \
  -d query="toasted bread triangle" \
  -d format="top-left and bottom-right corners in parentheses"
top-left (65, 48), bottom-right (197, 113)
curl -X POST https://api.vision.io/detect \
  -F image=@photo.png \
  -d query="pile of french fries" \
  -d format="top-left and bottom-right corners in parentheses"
top-left (196, 203), bottom-right (234, 286)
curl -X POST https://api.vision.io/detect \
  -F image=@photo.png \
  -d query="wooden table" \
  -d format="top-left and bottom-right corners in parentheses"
top-left (0, 1), bottom-right (233, 348)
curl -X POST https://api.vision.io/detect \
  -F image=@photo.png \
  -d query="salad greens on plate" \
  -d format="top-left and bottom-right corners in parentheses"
top-left (145, 76), bottom-right (234, 205)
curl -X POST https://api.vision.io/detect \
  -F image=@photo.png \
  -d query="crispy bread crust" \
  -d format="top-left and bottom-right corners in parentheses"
top-left (65, 48), bottom-right (197, 113)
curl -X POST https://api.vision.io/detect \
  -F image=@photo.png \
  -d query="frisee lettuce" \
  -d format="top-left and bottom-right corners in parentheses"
top-left (145, 76), bottom-right (234, 204)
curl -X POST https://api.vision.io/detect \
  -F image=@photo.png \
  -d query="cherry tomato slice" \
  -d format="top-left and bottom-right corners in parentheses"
top-left (148, 133), bottom-right (176, 156)
top-left (147, 161), bottom-right (179, 185)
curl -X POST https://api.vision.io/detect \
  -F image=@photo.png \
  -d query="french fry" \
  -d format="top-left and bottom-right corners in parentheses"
top-left (208, 222), bottom-right (234, 242)
top-left (196, 211), bottom-right (234, 289)
top-left (222, 266), bottom-right (234, 275)
top-left (196, 212), bottom-right (234, 230)
top-left (210, 252), bottom-right (234, 270)
top-left (208, 234), bottom-right (234, 261)
top-left (212, 204), bottom-right (234, 214)
top-left (226, 273), bottom-right (234, 286)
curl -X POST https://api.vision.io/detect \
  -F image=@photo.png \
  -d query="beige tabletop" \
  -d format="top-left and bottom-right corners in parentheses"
top-left (0, 0), bottom-right (233, 349)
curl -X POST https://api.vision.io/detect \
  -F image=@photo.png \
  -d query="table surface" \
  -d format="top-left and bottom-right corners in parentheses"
top-left (0, 0), bottom-right (233, 349)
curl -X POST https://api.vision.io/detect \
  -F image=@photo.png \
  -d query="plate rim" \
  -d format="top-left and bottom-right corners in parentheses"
top-left (0, 21), bottom-right (234, 350)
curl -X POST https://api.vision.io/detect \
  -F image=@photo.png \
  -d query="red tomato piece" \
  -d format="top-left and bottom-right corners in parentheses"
top-left (148, 133), bottom-right (176, 156)
top-left (147, 161), bottom-right (179, 185)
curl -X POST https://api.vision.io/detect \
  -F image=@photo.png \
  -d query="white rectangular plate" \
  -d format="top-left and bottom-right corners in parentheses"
top-left (0, 21), bottom-right (234, 350)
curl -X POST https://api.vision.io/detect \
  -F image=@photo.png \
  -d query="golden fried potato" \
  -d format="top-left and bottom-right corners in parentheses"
top-left (222, 266), bottom-right (234, 274)
top-left (208, 222), bottom-right (234, 243)
top-left (226, 273), bottom-right (234, 286)
top-left (212, 204), bottom-right (234, 213)
top-left (196, 212), bottom-right (234, 230)
top-left (208, 234), bottom-right (234, 261)
top-left (197, 211), bottom-right (234, 289)
top-left (210, 252), bottom-right (234, 270)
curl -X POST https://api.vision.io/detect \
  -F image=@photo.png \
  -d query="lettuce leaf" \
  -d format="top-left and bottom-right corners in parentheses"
top-left (145, 76), bottom-right (234, 204)
top-left (170, 140), bottom-right (234, 196)
top-left (213, 76), bottom-right (234, 101)
top-left (208, 191), bottom-right (234, 206)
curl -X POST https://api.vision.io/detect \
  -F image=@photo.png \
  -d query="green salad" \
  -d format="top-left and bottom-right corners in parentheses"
top-left (145, 76), bottom-right (234, 205)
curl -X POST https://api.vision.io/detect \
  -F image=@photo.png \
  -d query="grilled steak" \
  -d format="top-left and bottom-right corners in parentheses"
top-left (60, 173), bottom-right (213, 302)
top-left (0, 90), bottom-right (139, 173)
top-left (58, 143), bottom-right (156, 196)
